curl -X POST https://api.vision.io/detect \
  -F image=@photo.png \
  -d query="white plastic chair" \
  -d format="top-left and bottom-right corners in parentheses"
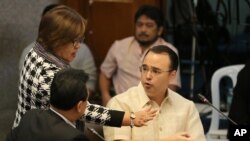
top-left (206, 64), bottom-right (245, 141)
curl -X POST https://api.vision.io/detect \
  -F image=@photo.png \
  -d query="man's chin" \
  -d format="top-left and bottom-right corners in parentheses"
top-left (139, 42), bottom-right (151, 47)
top-left (144, 87), bottom-right (154, 94)
top-left (137, 39), bottom-right (156, 47)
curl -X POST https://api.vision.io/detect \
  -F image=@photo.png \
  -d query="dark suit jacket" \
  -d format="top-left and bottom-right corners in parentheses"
top-left (228, 60), bottom-right (250, 140)
top-left (6, 109), bottom-right (89, 141)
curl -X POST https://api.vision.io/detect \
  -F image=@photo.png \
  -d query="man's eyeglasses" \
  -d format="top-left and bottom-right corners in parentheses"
top-left (72, 37), bottom-right (85, 48)
top-left (139, 65), bottom-right (172, 76)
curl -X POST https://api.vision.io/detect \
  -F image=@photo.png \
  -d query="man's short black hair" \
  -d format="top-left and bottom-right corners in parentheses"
top-left (50, 68), bottom-right (89, 110)
top-left (134, 5), bottom-right (164, 27)
top-left (144, 45), bottom-right (179, 71)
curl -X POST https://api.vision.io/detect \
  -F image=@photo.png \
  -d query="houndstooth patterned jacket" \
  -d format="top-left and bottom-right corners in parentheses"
top-left (13, 45), bottom-right (124, 128)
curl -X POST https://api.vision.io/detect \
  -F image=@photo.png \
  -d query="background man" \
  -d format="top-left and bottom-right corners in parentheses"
top-left (99, 5), bottom-right (181, 106)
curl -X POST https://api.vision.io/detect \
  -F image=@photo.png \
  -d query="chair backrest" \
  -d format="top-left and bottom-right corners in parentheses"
top-left (208, 64), bottom-right (245, 134)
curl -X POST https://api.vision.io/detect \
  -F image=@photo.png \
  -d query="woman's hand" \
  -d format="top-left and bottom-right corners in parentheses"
top-left (133, 106), bottom-right (157, 127)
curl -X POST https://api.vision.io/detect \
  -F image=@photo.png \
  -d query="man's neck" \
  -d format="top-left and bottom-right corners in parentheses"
top-left (150, 90), bottom-right (168, 106)
top-left (141, 46), bottom-right (150, 54)
top-left (139, 38), bottom-right (160, 54)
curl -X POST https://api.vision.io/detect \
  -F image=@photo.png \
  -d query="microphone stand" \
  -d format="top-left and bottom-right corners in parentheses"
top-left (87, 127), bottom-right (105, 141)
top-left (198, 94), bottom-right (238, 125)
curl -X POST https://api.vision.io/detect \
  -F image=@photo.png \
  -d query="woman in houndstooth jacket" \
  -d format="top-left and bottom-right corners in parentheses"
top-left (13, 5), bottom-right (155, 129)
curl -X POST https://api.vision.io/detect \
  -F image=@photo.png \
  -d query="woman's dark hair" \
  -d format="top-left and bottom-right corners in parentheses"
top-left (50, 68), bottom-right (89, 110)
top-left (37, 5), bottom-right (86, 53)
top-left (41, 4), bottom-right (59, 16)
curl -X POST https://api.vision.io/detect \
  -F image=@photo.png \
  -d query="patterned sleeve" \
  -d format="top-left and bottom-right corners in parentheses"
top-left (83, 102), bottom-right (125, 127)
top-left (38, 64), bottom-right (60, 110)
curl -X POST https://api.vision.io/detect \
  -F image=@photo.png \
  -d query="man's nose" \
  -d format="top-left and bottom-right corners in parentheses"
top-left (145, 70), bottom-right (153, 78)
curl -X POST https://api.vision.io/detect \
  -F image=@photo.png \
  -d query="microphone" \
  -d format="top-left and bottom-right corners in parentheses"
top-left (87, 127), bottom-right (105, 141)
top-left (197, 94), bottom-right (238, 125)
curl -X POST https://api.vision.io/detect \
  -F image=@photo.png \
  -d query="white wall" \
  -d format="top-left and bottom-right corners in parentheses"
top-left (0, 0), bottom-right (58, 140)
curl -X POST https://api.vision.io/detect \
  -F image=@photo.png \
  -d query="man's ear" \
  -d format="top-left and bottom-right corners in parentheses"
top-left (76, 101), bottom-right (83, 113)
top-left (169, 70), bottom-right (177, 80)
top-left (157, 26), bottom-right (164, 36)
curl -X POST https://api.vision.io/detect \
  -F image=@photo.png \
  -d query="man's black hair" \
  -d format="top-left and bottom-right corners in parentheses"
top-left (50, 68), bottom-right (89, 110)
top-left (144, 45), bottom-right (179, 71)
top-left (134, 5), bottom-right (164, 27)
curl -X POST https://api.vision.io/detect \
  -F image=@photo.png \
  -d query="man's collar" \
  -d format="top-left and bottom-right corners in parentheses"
top-left (50, 106), bottom-right (76, 128)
